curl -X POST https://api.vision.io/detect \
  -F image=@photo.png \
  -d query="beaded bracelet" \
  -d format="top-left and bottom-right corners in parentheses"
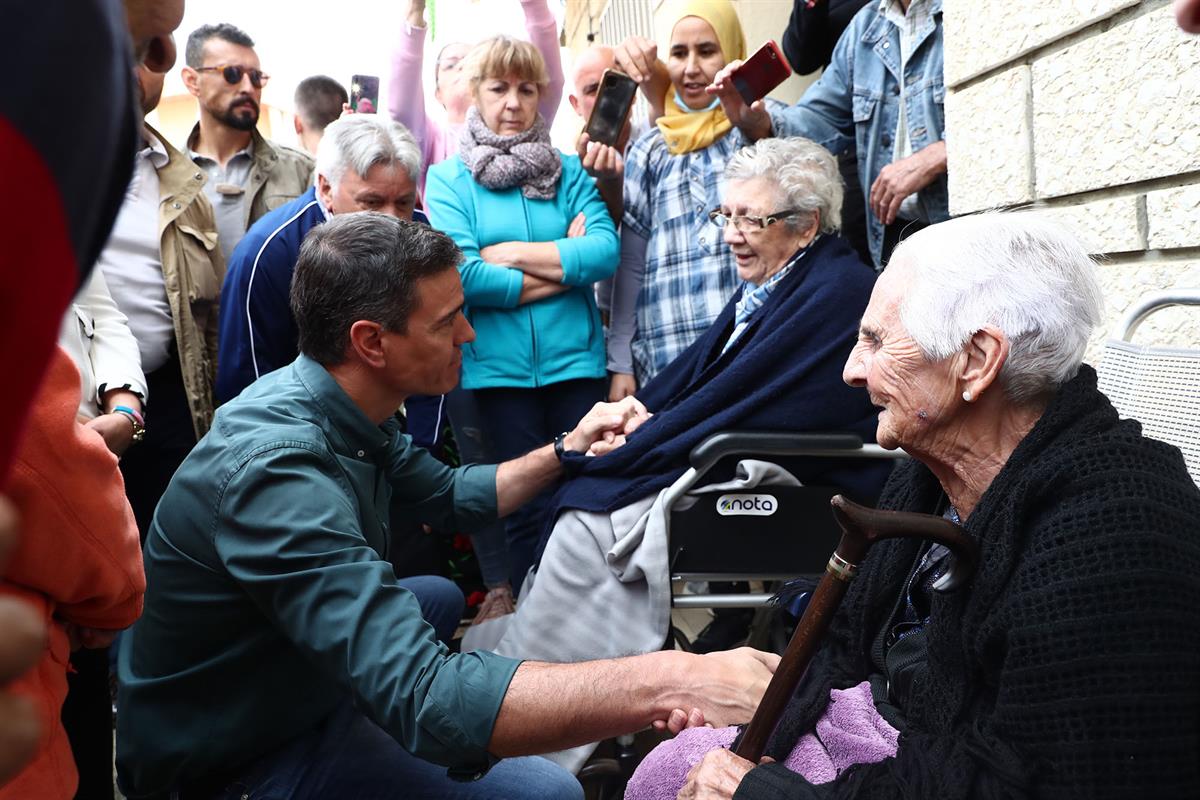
top-left (112, 405), bottom-right (146, 443)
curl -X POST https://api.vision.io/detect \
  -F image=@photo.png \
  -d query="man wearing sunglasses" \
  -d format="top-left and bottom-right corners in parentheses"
top-left (181, 23), bottom-right (314, 263)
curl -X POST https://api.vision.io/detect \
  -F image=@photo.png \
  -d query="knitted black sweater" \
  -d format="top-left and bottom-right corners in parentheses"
top-left (736, 365), bottom-right (1200, 799)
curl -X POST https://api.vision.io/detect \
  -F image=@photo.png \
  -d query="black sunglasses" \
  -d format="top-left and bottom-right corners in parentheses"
top-left (195, 64), bottom-right (270, 89)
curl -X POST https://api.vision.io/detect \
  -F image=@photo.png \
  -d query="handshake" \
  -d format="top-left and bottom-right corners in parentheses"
top-left (562, 395), bottom-right (652, 458)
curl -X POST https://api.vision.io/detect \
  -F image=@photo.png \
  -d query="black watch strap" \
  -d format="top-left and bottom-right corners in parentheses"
top-left (553, 431), bottom-right (571, 461)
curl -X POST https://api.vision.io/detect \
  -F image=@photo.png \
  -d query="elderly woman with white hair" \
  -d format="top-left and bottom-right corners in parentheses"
top-left (462, 138), bottom-right (890, 773)
top-left (629, 213), bottom-right (1200, 800)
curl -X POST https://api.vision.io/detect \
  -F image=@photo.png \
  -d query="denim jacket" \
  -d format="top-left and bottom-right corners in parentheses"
top-left (770, 0), bottom-right (946, 267)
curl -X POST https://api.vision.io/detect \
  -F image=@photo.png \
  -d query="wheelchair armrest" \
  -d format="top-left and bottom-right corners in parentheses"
top-left (688, 431), bottom-right (867, 476)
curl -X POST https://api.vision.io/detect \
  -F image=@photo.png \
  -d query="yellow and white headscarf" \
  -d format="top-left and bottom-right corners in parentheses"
top-left (655, 0), bottom-right (747, 155)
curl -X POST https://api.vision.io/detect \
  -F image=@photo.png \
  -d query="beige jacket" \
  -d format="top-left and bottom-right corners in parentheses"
top-left (149, 125), bottom-right (225, 439)
top-left (244, 128), bottom-right (315, 228)
top-left (185, 124), bottom-right (314, 231)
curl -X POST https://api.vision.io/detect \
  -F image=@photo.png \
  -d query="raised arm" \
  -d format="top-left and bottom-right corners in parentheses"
top-left (522, 0), bottom-right (565, 124)
top-left (389, 0), bottom-right (438, 162)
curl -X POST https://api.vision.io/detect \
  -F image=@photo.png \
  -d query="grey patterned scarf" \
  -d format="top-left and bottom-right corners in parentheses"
top-left (458, 106), bottom-right (562, 200)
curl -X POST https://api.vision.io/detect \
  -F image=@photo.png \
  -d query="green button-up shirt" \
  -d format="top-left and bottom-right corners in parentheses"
top-left (115, 355), bottom-right (519, 797)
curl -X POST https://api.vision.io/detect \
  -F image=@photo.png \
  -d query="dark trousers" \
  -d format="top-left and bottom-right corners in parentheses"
top-left (64, 354), bottom-right (199, 800)
top-left (473, 378), bottom-right (606, 593)
top-left (120, 353), bottom-right (198, 540)
top-left (881, 217), bottom-right (929, 268)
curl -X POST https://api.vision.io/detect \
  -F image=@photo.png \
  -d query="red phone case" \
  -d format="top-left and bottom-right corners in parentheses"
top-left (731, 41), bottom-right (792, 105)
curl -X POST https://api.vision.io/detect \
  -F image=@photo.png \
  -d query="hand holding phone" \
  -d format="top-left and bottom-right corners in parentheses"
top-left (584, 69), bottom-right (638, 148)
top-left (350, 74), bottom-right (380, 114)
top-left (730, 41), bottom-right (792, 106)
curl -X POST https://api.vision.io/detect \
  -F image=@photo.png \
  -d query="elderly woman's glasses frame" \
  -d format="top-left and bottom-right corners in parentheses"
top-left (195, 64), bottom-right (270, 89)
top-left (708, 208), bottom-right (804, 232)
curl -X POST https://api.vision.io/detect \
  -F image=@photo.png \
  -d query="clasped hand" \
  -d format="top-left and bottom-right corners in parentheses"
top-left (562, 396), bottom-right (651, 456)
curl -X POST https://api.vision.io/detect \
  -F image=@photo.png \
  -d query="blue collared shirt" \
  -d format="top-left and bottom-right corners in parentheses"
top-left (769, 0), bottom-right (947, 267)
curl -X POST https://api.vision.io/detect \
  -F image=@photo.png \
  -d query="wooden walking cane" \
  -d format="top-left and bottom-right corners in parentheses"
top-left (734, 494), bottom-right (980, 762)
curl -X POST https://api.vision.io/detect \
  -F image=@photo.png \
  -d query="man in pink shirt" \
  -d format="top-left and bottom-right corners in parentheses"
top-left (390, 0), bottom-right (565, 195)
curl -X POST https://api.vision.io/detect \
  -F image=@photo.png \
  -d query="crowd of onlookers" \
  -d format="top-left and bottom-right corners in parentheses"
top-left (2, 0), bottom-right (1200, 799)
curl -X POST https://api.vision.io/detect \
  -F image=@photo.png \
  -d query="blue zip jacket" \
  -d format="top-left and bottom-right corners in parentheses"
top-left (216, 186), bottom-right (325, 404)
top-left (424, 153), bottom-right (619, 389)
top-left (769, 0), bottom-right (947, 267)
top-left (215, 189), bottom-right (444, 445)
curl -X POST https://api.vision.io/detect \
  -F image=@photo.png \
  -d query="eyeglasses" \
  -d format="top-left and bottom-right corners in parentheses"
top-left (708, 208), bottom-right (805, 232)
top-left (195, 64), bottom-right (270, 89)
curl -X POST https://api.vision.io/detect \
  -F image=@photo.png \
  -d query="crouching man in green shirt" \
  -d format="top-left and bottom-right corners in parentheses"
top-left (115, 212), bottom-right (778, 800)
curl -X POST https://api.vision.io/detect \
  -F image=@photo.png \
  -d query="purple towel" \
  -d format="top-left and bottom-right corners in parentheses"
top-left (625, 681), bottom-right (898, 799)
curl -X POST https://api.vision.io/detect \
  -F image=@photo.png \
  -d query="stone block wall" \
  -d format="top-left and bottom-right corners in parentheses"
top-left (944, 1), bottom-right (1200, 355)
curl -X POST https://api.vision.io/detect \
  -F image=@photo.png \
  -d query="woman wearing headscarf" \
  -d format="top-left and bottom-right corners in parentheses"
top-left (424, 36), bottom-right (620, 594)
top-left (606, 0), bottom-right (787, 400)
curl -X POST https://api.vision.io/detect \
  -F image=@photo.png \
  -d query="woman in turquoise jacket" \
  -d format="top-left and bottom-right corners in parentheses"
top-left (424, 35), bottom-right (620, 593)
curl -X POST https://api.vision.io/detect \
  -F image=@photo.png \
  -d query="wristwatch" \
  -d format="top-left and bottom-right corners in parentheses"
top-left (553, 431), bottom-right (572, 461)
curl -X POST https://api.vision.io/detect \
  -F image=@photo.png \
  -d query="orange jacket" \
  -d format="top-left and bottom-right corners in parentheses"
top-left (0, 347), bottom-right (144, 799)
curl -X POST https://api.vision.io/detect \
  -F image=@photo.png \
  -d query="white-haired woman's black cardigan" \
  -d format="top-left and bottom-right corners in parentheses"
top-left (735, 365), bottom-right (1200, 800)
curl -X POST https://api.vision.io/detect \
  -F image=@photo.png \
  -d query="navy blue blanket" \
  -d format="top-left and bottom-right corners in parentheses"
top-left (539, 234), bottom-right (892, 552)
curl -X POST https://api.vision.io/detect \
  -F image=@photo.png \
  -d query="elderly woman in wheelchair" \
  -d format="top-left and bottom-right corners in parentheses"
top-left (628, 213), bottom-right (1200, 799)
top-left (462, 136), bottom-right (889, 769)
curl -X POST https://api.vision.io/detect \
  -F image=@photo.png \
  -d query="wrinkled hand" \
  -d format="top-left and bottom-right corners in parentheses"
top-left (608, 372), bottom-right (637, 403)
top-left (0, 496), bottom-right (43, 786)
top-left (706, 61), bottom-right (773, 141)
top-left (614, 35), bottom-right (659, 86)
top-left (564, 396), bottom-right (650, 455)
top-left (587, 396), bottom-right (650, 456)
top-left (578, 135), bottom-right (624, 183)
top-left (86, 412), bottom-right (135, 457)
top-left (868, 141), bottom-right (946, 224)
top-left (658, 647), bottom-right (779, 732)
top-left (677, 749), bottom-right (772, 800)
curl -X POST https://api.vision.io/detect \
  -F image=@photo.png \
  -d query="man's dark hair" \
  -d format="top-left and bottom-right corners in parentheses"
top-left (291, 213), bottom-right (462, 366)
top-left (294, 75), bottom-right (349, 132)
top-left (185, 23), bottom-right (255, 68)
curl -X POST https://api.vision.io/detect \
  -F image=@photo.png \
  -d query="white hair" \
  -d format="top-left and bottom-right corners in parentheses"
top-left (723, 137), bottom-right (843, 234)
top-left (893, 212), bottom-right (1105, 404)
top-left (315, 115), bottom-right (422, 190)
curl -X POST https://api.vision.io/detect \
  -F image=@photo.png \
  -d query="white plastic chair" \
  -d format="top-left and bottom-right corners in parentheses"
top-left (1096, 289), bottom-right (1200, 486)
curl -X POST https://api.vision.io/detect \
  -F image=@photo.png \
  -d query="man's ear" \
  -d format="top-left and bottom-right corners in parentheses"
top-left (316, 174), bottom-right (335, 213)
top-left (348, 321), bottom-right (387, 368)
top-left (568, 93), bottom-right (582, 117)
top-left (960, 325), bottom-right (1009, 401)
top-left (181, 65), bottom-right (201, 98)
top-left (293, 114), bottom-right (304, 135)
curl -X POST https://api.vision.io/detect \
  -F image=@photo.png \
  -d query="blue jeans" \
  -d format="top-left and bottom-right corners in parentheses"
top-left (395, 574), bottom-right (464, 645)
top-left (182, 702), bottom-right (583, 800)
top-left (473, 379), bottom-right (606, 593)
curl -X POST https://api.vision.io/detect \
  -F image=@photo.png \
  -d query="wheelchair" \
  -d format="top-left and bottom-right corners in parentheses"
top-left (578, 430), bottom-right (905, 799)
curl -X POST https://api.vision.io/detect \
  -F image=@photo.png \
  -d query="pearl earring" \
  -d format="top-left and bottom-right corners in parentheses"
top-left (962, 390), bottom-right (973, 402)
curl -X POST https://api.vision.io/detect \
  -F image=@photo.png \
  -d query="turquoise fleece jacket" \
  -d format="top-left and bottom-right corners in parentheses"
top-left (425, 152), bottom-right (619, 389)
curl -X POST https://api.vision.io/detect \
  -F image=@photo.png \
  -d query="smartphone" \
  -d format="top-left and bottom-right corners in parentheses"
top-left (350, 74), bottom-right (380, 114)
top-left (584, 69), bottom-right (638, 148)
top-left (731, 41), bottom-right (792, 105)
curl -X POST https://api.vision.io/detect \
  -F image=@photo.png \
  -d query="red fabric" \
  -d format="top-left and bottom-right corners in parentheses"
top-left (0, 348), bottom-right (145, 800)
top-left (0, 118), bottom-right (79, 485)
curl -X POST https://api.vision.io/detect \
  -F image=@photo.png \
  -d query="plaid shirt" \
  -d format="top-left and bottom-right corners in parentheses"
top-left (621, 102), bottom-right (784, 383)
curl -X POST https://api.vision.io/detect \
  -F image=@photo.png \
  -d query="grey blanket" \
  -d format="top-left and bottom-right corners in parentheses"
top-left (461, 460), bottom-right (802, 772)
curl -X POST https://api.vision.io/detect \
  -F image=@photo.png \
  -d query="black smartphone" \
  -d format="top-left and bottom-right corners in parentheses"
top-left (584, 69), bottom-right (638, 147)
top-left (731, 41), bottom-right (792, 105)
top-left (350, 74), bottom-right (380, 114)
